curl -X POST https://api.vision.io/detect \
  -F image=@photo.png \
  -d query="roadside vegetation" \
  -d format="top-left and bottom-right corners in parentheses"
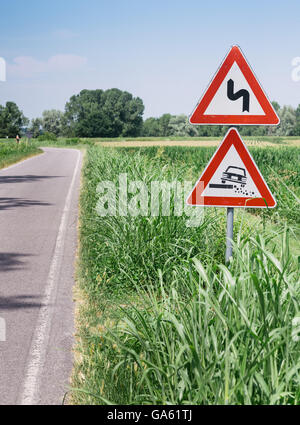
top-left (2, 89), bottom-right (300, 140)
top-left (0, 140), bottom-right (41, 169)
top-left (70, 144), bottom-right (300, 405)
top-left (26, 98), bottom-right (300, 139)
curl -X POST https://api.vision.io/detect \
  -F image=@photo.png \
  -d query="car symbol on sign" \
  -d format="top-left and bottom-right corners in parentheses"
top-left (221, 166), bottom-right (247, 187)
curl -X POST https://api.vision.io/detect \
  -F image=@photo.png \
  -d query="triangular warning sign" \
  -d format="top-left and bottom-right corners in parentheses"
top-left (190, 45), bottom-right (280, 125)
top-left (186, 128), bottom-right (276, 208)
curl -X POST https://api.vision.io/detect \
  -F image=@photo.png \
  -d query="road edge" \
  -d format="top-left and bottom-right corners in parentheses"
top-left (18, 148), bottom-right (82, 405)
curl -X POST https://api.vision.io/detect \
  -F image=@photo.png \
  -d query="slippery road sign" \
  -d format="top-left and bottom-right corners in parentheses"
top-left (186, 128), bottom-right (276, 208)
top-left (189, 45), bottom-right (280, 125)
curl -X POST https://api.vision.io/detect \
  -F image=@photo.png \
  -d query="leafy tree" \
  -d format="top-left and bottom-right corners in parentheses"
top-left (29, 118), bottom-right (42, 138)
top-left (142, 117), bottom-right (161, 136)
top-left (37, 132), bottom-right (57, 141)
top-left (168, 115), bottom-right (198, 137)
top-left (159, 114), bottom-right (172, 136)
top-left (196, 125), bottom-right (223, 137)
top-left (0, 102), bottom-right (28, 137)
top-left (276, 106), bottom-right (296, 136)
top-left (239, 125), bottom-right (267, 137)
top-left (271, 101), bottom-right (280, 113)
top-left (41, 109), bottom-right (65, 136)
top-left (64, 89), bottom-right (144, 137)
top-left (295, 104), bottom-right (300, 136)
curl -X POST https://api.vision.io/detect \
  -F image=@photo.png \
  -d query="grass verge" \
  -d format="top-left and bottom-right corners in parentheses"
top-left (0, 141), bottom-right (42, 169)
top-left (71, 146), bottom-right (300, 405)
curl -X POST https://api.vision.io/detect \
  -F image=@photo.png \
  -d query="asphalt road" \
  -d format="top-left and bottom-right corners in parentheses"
top-left (0, 148), bottom-right (82, 405)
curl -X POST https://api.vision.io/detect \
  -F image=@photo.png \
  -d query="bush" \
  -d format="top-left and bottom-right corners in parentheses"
top-left (65, 138), bottom-right (80, 145)
top-left (66, 138), bottom-right (96, 146)
top-left (80, 139), bottom-right (96, 146)
top-left (37, 132), bottom-right (57, 142)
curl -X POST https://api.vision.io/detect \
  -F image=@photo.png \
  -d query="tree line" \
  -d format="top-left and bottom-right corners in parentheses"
top-left (142, 102), bottom-right (300, 137)
top-left (0, 89), bottom-right (300, 138)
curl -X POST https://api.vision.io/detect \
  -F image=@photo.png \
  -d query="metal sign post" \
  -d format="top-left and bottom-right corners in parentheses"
top-left (225, 207), bottom-right (234, 263)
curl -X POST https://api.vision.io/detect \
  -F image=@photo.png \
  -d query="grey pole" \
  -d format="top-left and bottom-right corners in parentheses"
top-left (225, 207), bottom-right (234, 263)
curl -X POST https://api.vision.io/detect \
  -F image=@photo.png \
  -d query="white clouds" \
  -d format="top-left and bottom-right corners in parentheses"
top-left (8, 54), bottom-right (88, 78)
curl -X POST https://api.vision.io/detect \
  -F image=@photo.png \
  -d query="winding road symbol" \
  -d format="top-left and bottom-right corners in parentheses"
top-left (227, 79), bottom-right (250, 112)
top-left (189, 46), bottom-right (280, 125)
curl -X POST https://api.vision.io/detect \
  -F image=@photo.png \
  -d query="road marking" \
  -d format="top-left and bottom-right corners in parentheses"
top-left (19, 149), bottom-right (81, 405)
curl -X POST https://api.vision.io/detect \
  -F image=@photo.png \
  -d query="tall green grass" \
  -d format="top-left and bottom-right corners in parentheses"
top-left (0, 140), bottom-right (41, 169)
top-left (126, 145), bottom-right (300, 226)
top-left (101, 231), bottom-right (300, 405)
top-left (71, 146), bottom-right (300, 405)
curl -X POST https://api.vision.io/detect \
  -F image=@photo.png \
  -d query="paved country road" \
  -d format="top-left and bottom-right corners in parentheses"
top-left (0, 148), bottom-right (82, 405)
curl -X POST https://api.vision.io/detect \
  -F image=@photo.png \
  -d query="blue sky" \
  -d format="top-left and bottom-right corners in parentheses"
top-left (0, 0), bottom-right (300, 119)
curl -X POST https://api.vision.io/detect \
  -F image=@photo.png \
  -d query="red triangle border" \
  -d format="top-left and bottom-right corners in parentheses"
top-left (190, 46), bottom-right (280, 125)
top-left (186, 128), bottom-right (276, 208)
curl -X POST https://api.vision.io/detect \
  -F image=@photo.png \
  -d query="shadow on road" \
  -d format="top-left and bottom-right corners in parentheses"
top-left (0, 294), bottom-right (42, 310)
top-left (0, 198), bottom-right (51, 211)
top-left (0, 254), bottom-right (44, 311)
top-left (0, 252), bottom-right (33, 272)
top-left (0, 175), bottom-right (64, 184)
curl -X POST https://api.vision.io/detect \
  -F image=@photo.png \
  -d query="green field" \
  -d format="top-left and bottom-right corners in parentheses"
top-left (32, 135), bottom-right (300, 144)
top-left (69, 142), bottom-right (300, 405)
top-left (0, 140), bottom-right (42, 169)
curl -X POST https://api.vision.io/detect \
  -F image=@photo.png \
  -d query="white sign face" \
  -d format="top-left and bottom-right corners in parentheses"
top-left (204, 62), bottom-right (265, 116)
top-left (201, 145), bottom-right (260, 198)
